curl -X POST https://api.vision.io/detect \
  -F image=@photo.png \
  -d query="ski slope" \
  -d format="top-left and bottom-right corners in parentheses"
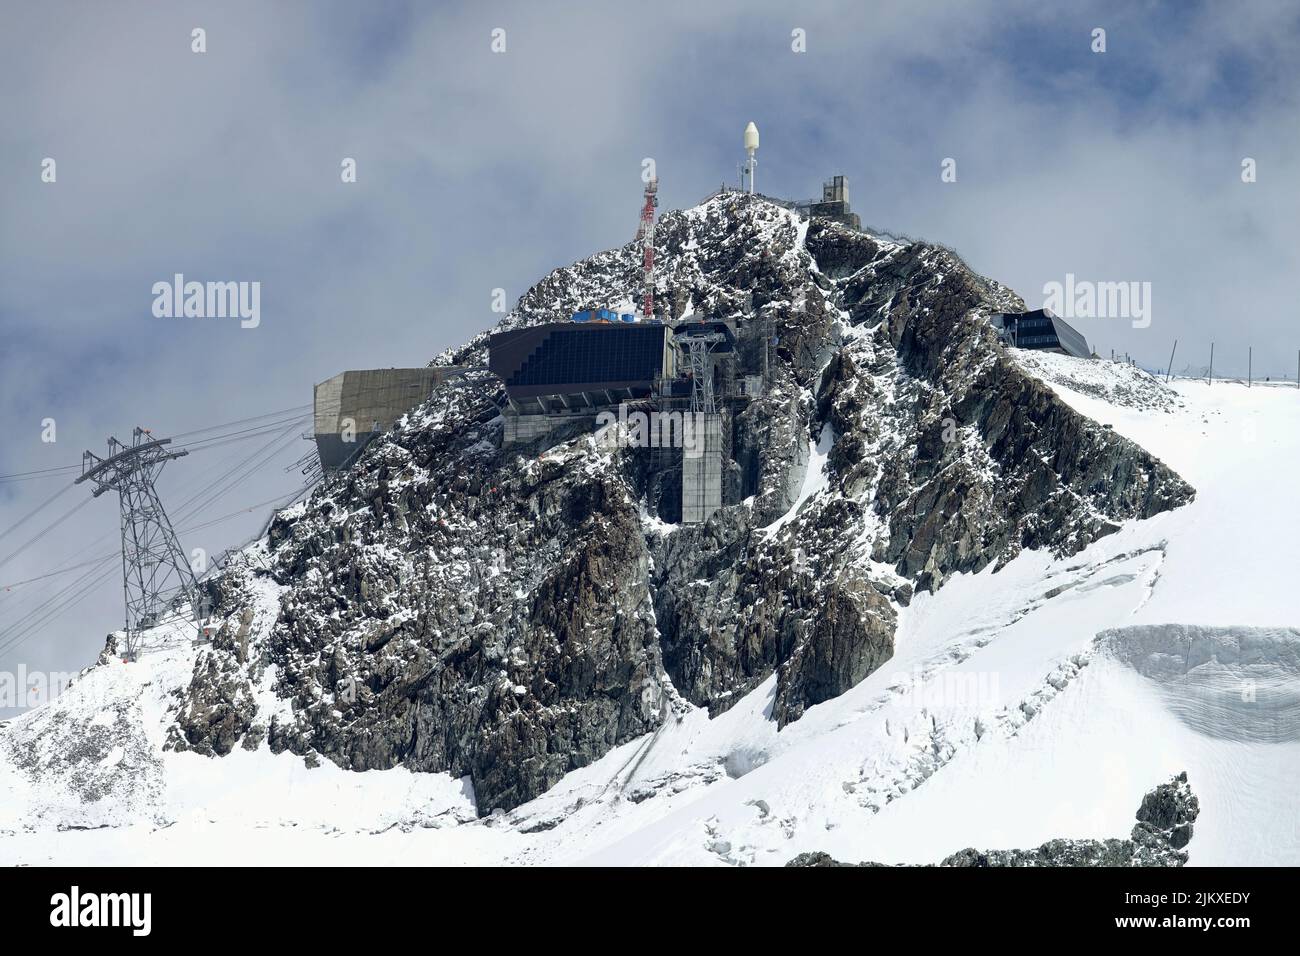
top-left (1, 356), bottom-right (1297, 866)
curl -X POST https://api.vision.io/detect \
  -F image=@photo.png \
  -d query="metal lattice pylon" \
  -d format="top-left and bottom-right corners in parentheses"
top-left (77, 427), bottom-right (202, 660)
top-left (637, 176), bottom-right (658, 319)
top-left (682, 332), bottom-right (727, 414)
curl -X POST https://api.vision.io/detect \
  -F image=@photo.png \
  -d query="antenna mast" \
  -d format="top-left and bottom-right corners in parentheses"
top-left (637, 175), bottom-right (658, 319)
top-left (743, 122), bottom-right (759, 194)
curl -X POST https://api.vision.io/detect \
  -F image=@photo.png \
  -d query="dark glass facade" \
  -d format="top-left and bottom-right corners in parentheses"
top-left (994, 309), bottom-right (1091, 358)
top-left (489, 322), bottom-right (669, 400)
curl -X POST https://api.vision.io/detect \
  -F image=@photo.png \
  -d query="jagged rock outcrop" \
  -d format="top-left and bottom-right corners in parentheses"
top-left (257, 421), bottom-right (668, 812)
top-left (788, 772), bottom-right (1201, 867)
top-left (1131, 770), bottom-right (1200, 852)
top-left (170, 194), bottom-right (1195, 812)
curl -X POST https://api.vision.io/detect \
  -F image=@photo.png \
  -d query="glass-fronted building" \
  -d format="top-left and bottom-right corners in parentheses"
top-left (989, 309), bottom-right (1091, 358)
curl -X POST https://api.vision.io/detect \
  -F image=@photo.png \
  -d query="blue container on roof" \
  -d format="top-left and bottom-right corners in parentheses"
top-left (574, 307), bottom-right (633, 323)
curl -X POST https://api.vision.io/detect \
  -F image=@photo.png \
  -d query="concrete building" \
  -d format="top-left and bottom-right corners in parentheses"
top-left (488, 316), bottom-right (753, 525)
top-left (799, 175), bottom-right (861, 230)
top-left (989, 309), bottom-right (1091, 359)
top-left (672, 319), bottom-right (736, 526)
top-left (313, 367), bottom-right (462, 470)
top-left (681, 413), bottom-right (723, 524)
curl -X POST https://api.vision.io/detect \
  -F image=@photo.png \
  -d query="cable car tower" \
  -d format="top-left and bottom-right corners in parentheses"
top-left (77, 427), bottom-right (203, 660)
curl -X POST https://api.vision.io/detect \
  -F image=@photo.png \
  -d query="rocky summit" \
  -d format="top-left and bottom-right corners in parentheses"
top-left (167, 194), bottom-right (1194, 814)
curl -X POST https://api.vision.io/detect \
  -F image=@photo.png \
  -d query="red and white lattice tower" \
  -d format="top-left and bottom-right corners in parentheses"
top-left (637, 176), bottom-right (658, 319)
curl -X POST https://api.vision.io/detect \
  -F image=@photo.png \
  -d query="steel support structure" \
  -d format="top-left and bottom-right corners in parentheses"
top-left (77, 428), bottom-right (202, 660)
top-left (637, 177), bottom-right (658, 319)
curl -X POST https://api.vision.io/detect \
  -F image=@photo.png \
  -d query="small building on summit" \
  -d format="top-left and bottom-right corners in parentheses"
top-left (805, 175), bottom-right (861, 229)
top-left (990, 309), bottom-right (1091, 359)
top-left (792, 175), bottom-right (862, 229)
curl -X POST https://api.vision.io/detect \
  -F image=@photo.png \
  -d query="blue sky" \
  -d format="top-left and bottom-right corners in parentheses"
top-left (2, 0), bottom-right (1298, 702)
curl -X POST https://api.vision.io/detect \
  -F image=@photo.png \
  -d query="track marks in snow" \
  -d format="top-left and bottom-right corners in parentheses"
top-left (829, 545), bottom-right (1166, 737)
top-left (842, 651), bottom-right (1095, 815)
top-left (835, 548), bottom-right (1167, 816)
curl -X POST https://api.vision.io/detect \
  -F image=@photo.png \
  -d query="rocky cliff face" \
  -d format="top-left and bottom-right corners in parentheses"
top-left (170, 194), bottom-right (1194, 813)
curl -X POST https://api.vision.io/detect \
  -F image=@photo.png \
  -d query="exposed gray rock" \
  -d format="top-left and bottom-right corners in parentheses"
top-left (787, 851), bottom-right (888, 867)
top-left (1133, 771), bottom-right (1201, 852)
top-left (0, 659), bottom-right (166, 826)
top-left (167, 596), bottom-right (260, 757)
top-left (168, 650), bottom-right (257, 757)
top-left (771, 567), bottom-right (895, 726)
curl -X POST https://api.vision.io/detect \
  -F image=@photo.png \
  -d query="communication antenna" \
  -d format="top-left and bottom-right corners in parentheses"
top-left (743, 122), bottom-right (759, 194)
top-left (76, 427), bottom-right (203, 660)
top-left (637, 175), bottom-right (659, 319)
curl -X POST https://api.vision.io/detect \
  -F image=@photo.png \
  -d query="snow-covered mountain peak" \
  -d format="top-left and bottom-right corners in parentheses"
top-left (23, 197), bottom-right (1300, 869)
